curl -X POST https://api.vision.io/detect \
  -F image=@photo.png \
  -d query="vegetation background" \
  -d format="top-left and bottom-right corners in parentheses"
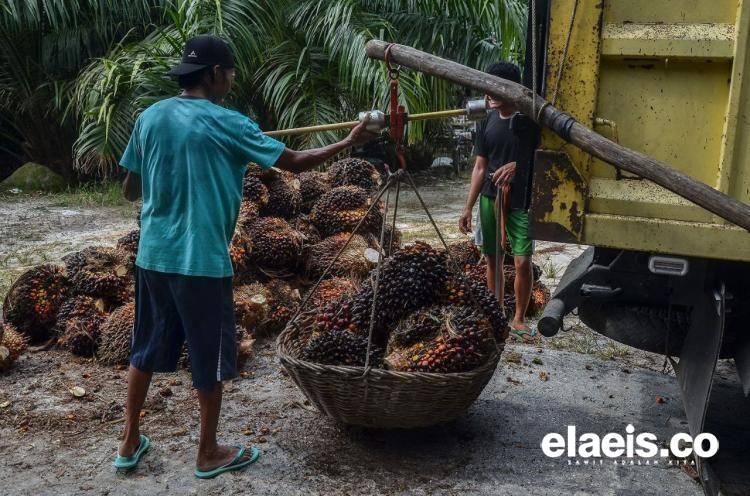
top-left (0, 0), bottom-right (527, 181)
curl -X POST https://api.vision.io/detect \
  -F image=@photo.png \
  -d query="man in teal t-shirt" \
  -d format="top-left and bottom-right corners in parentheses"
top-left (114, 35), bottom-right (376, 478)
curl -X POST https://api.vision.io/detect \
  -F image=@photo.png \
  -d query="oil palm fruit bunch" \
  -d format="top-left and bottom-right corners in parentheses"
top-left (381, 224), bottom-right (403, 256)
top-left (367, 241), bottom-right (450, 329)
top-left (447, 240), bottom-right (481, 267)
top-left (301, 328), bottom-right (383, 367)
top-left (310, 186), bottom-right (383, 237)
top-left (116, 229), bottom-right (140, 256)
top-left (463, 262), bottom-right (486, 287)
top-left (299, 171), bottom-right (331, 213)
top-left (97, 302), bottom-right (134, 366)
top-left (304, 232), bottom-right (372, 280)
top-left (260, 171), bottom-right (302, 219)
top-left (55, 296), bottom-right (107, 357)
top-left (328, 157), bottom-right (381, 193)
top-left (3, 264), bottom-right (69, 342)
top-left (528, 284), bottom-right (552, 315)
top-left (385, 305), bottom-right (495, 373)
top-left (243, 174), bottom-right (270, 207)
top-left (442, 275), bottom-right (508, 340)
top-left (247, 217), bottom-right (304, 271)
top-left (0, 323), bottom-right (28, 372)
top-left (306, 277), bottom-right (357, 309)
top-left (64, 247), bottom-right (133, 303)
top-left (264, 280), bottom-right (301, 334)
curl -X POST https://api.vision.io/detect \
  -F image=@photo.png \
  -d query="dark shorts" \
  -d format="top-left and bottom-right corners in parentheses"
top-left (131, 267), bottom-right (237, 391)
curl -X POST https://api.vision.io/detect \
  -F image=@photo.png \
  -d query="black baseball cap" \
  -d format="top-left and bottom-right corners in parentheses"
top-left (168, 35), bottom-right (235, 76)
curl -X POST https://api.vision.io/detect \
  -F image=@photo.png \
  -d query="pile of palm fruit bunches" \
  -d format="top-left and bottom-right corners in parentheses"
top-left (0, 157), bottom-right (550, 374)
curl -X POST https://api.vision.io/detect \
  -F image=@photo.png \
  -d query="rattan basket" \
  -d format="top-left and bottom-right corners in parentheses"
top-left (277, 311), bottom-right (503, 429)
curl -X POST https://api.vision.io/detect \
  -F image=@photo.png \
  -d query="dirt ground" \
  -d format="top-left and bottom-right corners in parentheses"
top-left (0, 177), bottom-right (706, 495)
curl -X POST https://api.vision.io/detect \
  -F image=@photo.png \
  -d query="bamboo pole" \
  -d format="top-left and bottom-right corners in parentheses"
top-left (264, 109), bottom-right (467, 137)
top-left (365, 40), bottom-right (750, 232)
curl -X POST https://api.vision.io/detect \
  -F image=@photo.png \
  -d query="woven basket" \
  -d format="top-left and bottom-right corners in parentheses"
top-left (277, 311), bottom-right (503, 429)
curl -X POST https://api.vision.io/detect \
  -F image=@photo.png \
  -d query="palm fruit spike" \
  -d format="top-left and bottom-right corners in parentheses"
top-left (229, 226), bottom-right (253, 275)
top-left (304, 232), bottom-right (372, 280)
top-left (299, 171), bottom-right (331, 213)
top-left (243, 174), bottom-right (270, 206)
top-left (64, 247), bottom-right (133, 302)
top-left (310, 185), bottom-right (384, 237)
top-left (247, 217), bottom-right (304, 271)
top-left (260, 172), bottom-right (302, 219)
top-left (55, 296), bottom-right (107, 357)
top-left (2, 264), bottom-right (69, 343)
top-left (385, 305), bottom-right (495, 373)
top-left (350, 242), bottom-right (450, 337)
top-left (0, 323), bottom-right (28, 372)
top-left (328, 157), bottom-right (381, 193)
top-left (305, 277), bottom-right (357, 309)
top-left (447, 239), bottom-right (481, 267)
top-left (301, 328), bottom-right (383, 367)
top-left (97, 302), bottom-right (134, 366)
top-left (234, 283), bottom-right (271, 332)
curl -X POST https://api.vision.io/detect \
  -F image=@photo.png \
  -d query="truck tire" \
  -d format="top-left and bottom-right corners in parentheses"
top-left (578, 301), bottom-right (691, 356)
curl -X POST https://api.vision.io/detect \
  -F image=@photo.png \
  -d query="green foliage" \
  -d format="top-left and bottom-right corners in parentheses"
top-left (2, 0), bottom-right (527, 177)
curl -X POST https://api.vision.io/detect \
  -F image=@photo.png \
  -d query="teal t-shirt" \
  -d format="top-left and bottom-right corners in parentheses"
top-left (120, 96), bottom-right (285, 278)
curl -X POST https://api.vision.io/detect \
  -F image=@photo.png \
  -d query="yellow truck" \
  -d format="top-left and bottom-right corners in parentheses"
top-left (530, 1), bottom-right (750, 494)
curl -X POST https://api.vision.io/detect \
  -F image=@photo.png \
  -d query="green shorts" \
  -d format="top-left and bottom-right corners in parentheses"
top-left (479, 194), bottom-right (534, 257)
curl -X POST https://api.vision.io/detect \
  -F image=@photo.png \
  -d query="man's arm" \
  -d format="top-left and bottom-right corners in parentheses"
top-left (458, 155), bottom-right (488, 234)
top-left (274, 118), bottom-right (376, 174)
top-left (122, 171), bottom-right (142, 202)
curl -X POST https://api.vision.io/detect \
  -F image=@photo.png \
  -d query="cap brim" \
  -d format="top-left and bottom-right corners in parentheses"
top-left (167, 62), bottom-right (208, 76)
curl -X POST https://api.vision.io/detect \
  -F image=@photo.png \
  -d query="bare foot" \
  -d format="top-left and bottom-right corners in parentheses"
top-left (197, 444), bottom-right (252, 472)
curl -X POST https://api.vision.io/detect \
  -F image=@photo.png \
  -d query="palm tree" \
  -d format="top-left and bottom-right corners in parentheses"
top-left (2, 0), bottom-right (527, 177)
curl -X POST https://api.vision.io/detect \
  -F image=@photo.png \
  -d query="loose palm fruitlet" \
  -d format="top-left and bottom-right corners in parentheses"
top-left (247, 217), bottom-right (305, 271)
top-left (64, 247), bottom-right (133, 303)
top-left (243, 174), bottom-right (270, 207)
top-left (385, 305), bottom-right (495, 373)
top-left (310, 186), bottom-right (383, 237)
top-left (301, 328), bottom-right (383, 367)
top-left (55, 296), bottom-right (107, 356)
top-left (97, 302), bottom-right (135, 366)
top-left (299, 171), bottom-right (331, 213)
top-left (260, 171), bottom-right (302, 219)
top-left (0, 323), bottom-right (28, 372)
top-left (304, 232), bottom-right (372, 280)
top-left (3, 264), bottom-right (69, 342)
top-left (328, 157), bottom-right (381, 193)
top-left (353, 242), bottom-right (450, 334)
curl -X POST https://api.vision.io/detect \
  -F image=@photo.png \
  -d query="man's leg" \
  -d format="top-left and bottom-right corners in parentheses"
top-left (486, 253), bottom-right (504, 304)
top-left (512, 255), bottom-right (533, 330)
top-left (195, 382), bottom-right (252, 471)
top-left (119, 365), bottom-right (153, 457)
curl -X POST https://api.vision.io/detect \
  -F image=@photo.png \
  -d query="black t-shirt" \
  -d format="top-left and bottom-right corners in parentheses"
top-left (475, 111), bottom-right (538, 210)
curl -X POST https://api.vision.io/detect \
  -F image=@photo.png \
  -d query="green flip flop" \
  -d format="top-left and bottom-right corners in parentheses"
top-left (194, 446), bottom-right (260, 480)
top-left (113, 434), bottom-right (151, 471)
top-left (510, 324), bottom-right (538, 342)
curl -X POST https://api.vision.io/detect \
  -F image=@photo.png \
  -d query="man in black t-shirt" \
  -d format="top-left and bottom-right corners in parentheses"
top-left (458, 61), bottom-right (538, 342)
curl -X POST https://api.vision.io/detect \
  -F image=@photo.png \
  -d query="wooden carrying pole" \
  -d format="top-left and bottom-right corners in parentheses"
top-left (365, 40), bottom-right (750, 232)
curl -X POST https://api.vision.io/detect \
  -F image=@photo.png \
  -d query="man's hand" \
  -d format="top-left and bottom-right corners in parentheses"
top-left (458, 208), bottom-right (473, 234)
top-left (345, 115), bottom-right (379, 147)
top-left (492, 161), bottom-right (516, 187)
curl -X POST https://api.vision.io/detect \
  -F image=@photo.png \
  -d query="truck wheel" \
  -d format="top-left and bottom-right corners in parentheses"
top-left (577, 301), bottom-right (690, 356)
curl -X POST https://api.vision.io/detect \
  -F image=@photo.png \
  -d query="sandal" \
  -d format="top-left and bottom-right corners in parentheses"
top-left (194, 445), bottom-right (260, 479)
top-left (113, 434), bottom-right (151, 471)
top-left (510, 324), bottom-right (538, 343)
